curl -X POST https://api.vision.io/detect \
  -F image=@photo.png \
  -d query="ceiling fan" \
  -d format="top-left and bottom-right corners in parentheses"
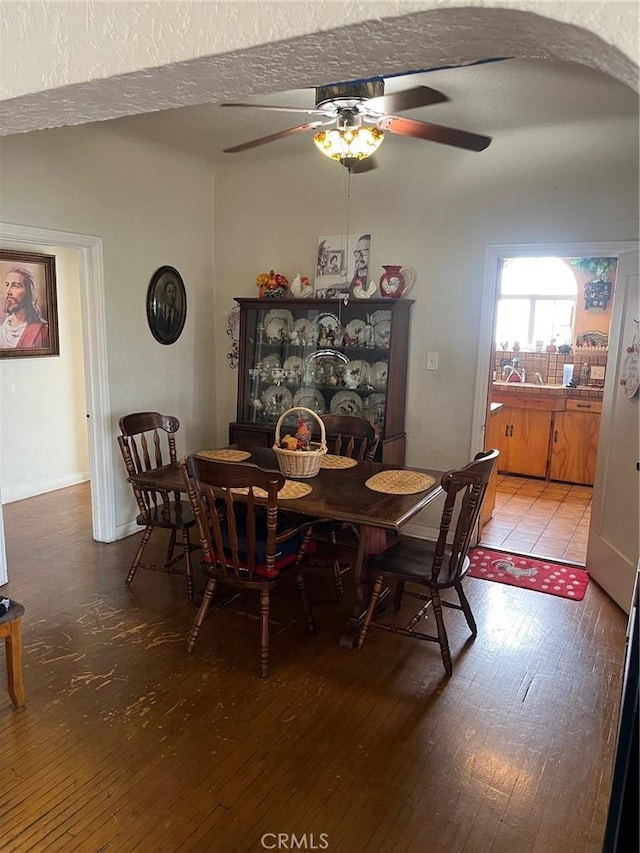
top-left (221, 78), bottom-right (492, 171)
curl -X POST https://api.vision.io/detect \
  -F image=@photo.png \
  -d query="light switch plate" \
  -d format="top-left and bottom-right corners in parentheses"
top-left (427, 351), bottom-right (439, 370)
top-left (590, 365), bottom-right (605, 380)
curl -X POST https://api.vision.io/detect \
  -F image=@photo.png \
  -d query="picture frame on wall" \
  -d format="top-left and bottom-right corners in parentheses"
top-left (583, 280), bottom-right (612, 310)
top-left (0, 249), bottom-right (60, 358)
top-left (146, 265), bottom-right (187, 345)
top-left (315, 232), bottom-right (371, 297)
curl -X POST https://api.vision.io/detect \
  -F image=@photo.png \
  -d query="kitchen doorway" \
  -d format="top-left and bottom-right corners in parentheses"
top-left (471, 241), bottom-right (635, 566)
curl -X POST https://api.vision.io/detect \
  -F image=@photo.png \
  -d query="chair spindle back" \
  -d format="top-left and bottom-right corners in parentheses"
top-left (118, 412), bottom-right (181, 518)
top-left (183, 456), bottom-right (285, 581)
top-left (320, 415), bottom-right (380, 461)
top-left (430, 449), bottom-right (499, 583)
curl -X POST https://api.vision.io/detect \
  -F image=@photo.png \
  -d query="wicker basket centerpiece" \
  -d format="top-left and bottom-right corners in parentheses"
top-left (273, 407), bottom-right (327, 478)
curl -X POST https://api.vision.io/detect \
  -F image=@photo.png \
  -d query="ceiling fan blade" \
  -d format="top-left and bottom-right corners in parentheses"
top-left (342, 156), bottom-right (378, 174)
top-left (223, 121), bottom-right (326, 153)
top-left (366, 85), bottom-right (450, 115)
top-left (222, 102), bottom-right (327, 116)
top-left (379, 116), bottom-right (491, 151)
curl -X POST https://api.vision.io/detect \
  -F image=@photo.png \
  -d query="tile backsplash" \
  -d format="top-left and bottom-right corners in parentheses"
top-left (494, 350), bottom-right (607, 385)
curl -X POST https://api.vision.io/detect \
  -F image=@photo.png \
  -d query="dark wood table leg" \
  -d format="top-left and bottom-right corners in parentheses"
top-left (338, 525), bottom-right (393, 649)
top-left (338, 523), bottom-right (368, 648)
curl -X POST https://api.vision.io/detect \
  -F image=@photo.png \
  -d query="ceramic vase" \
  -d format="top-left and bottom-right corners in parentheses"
top-left (379, 265), bottom-right (416, 298)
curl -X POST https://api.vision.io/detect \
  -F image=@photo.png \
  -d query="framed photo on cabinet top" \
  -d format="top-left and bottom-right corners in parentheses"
top-left (315, 232), bottom-right (371, 296)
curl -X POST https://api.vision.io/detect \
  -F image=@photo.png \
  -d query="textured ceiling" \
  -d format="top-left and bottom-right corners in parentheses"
top-left (0, 5), bottom-right (638, 141)
top-left (74, 58), bottom-right (639, 165)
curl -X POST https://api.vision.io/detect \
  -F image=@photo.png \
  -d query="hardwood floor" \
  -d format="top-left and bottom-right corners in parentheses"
top-left (1, 483), bottom-right (627, 852)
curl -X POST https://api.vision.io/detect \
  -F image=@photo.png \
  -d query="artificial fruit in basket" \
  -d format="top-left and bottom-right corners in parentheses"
top-left (280, 435), bottom-right (299, 450)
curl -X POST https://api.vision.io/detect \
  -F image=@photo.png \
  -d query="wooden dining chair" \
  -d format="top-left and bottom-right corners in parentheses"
top-left (118, 411), bottom-right (197, 600)
top-left (321, 414), bottom-right (380, 462)
top-left (312, 415), bottom-right (381, 599)
top-left (356, 449), bottom-right (499, 675)
top-left (181, 455), bottom-right (318, 677)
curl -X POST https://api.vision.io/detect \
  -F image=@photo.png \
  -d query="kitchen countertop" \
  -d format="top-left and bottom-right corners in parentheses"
top-left (492, 381), bottom-right (604, 400)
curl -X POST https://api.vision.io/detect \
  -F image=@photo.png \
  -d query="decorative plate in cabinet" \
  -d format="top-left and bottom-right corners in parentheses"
top-left (330, 390), bottom-right (364, 417)
top-left (372, 320), bottom-right (391, 348)
top-left (261, 385), bottom-right (292, 416)
top-left (292, 317), bottom-right (317, 346)
top-left (344, 359), bottom-right (371, 388)
top-left (304, 349), bottom-right (349, 385)
top-left (283, 355), bottom-right (303, 387)
top-left (256, 354), bottom-right (281, 382)
top-left (293, 388), bottom-right (326, 414)
top-left (370, 361), bottom-right (389, 390)
top-left (365, 393), bottom-right (386, 427)
top-left (263, 309), bottom-right (294, 343)
top-left (343, 319), bottom-right (368, 347)
top-left (316, 312), bottom-right (343, 347)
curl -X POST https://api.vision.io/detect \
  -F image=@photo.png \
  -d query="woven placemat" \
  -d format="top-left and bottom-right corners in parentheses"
top-left (197, 449), bottom-right (251, 462)
top-left (230, 480), bottom-right (313, 500)
top-left (365, 470), bottom-right (436, 495)
top-left (320, 455), bottom-right (358, 469)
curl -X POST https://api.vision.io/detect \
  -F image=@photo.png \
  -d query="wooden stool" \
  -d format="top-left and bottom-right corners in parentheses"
top-left (0, 600), bottom-right (25, 708)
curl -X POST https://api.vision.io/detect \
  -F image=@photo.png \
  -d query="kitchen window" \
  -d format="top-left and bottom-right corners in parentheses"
top-left (496, 257), bottom-right (577, 349)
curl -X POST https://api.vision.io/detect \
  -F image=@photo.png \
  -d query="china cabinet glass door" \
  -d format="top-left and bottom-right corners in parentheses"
top-left (240, 302), bottom-right (393, 431)
top-left (232, 297), bottom-right (412, 465)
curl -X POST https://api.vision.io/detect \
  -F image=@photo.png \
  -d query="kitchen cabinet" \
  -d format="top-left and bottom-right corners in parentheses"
top-left (491, 388), bottom-right (602, 485)
top-left (480, 402), bottom-right (503, 530)
top-left (497, 407), bottom-right (553, 478)
top-left (549, 400), bottom-right (602, 485)
top-left (229, 297), bottom-right (413, 464)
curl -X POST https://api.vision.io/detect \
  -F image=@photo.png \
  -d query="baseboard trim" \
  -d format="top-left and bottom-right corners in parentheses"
top-left (1, 473), bottom-right (90, 505)
top-left (116, 520), bottom-right (141, 540)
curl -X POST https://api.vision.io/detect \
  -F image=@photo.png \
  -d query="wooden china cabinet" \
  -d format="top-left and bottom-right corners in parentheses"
top-left (228, 297), bottom-right (413, 464)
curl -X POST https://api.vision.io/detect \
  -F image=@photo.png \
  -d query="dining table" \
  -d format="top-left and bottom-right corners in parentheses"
top-left (125, 446), bottom-right (444, 648)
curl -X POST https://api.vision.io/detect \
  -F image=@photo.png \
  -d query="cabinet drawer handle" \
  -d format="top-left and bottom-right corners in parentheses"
top-left (505, 424), bottom-right (509, 437)
top-left (554, 430), bottom-right (558, 443)
top-left (509, 424), bottom-right (514, 437)
top-left (576, 403), bottom-right (592, 409)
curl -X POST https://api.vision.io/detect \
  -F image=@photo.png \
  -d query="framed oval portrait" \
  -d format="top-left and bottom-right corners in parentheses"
top-left (146, 266), bottom-right (187, 345)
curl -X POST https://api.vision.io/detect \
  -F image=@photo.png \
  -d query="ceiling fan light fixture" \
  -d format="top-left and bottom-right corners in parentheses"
top-left (313, 126), bottom-right (384, 162)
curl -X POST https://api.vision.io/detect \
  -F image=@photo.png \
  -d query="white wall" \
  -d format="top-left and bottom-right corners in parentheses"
top-left (0, 243), bottom-right (89, 502)
top-left (213, 113), bottom-right (639, 534)
top-left (0, 124), bottom-right (217, 535)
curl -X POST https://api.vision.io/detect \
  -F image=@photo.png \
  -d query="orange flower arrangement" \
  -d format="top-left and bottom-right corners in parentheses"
top-left (256, 269), bottom-right (289, 298)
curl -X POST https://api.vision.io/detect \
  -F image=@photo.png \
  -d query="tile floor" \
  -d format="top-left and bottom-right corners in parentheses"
top-left (479, 474), bottom-right (592, 564)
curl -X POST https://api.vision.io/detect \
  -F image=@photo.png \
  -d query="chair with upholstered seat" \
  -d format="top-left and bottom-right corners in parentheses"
top-left (356, 449), bottom-right (499, 675)
top-left (181, 455), bottom-right (318, 677)
top-left (118, 411), bottom-right (197, 600)
top-left (315, 415), bottom-right (380, 599)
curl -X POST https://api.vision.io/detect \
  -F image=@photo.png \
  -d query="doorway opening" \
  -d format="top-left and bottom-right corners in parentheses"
top-left (0, 222), bottom-right (115, 586)
top-left (476, 248), bottom-right (618, 565)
